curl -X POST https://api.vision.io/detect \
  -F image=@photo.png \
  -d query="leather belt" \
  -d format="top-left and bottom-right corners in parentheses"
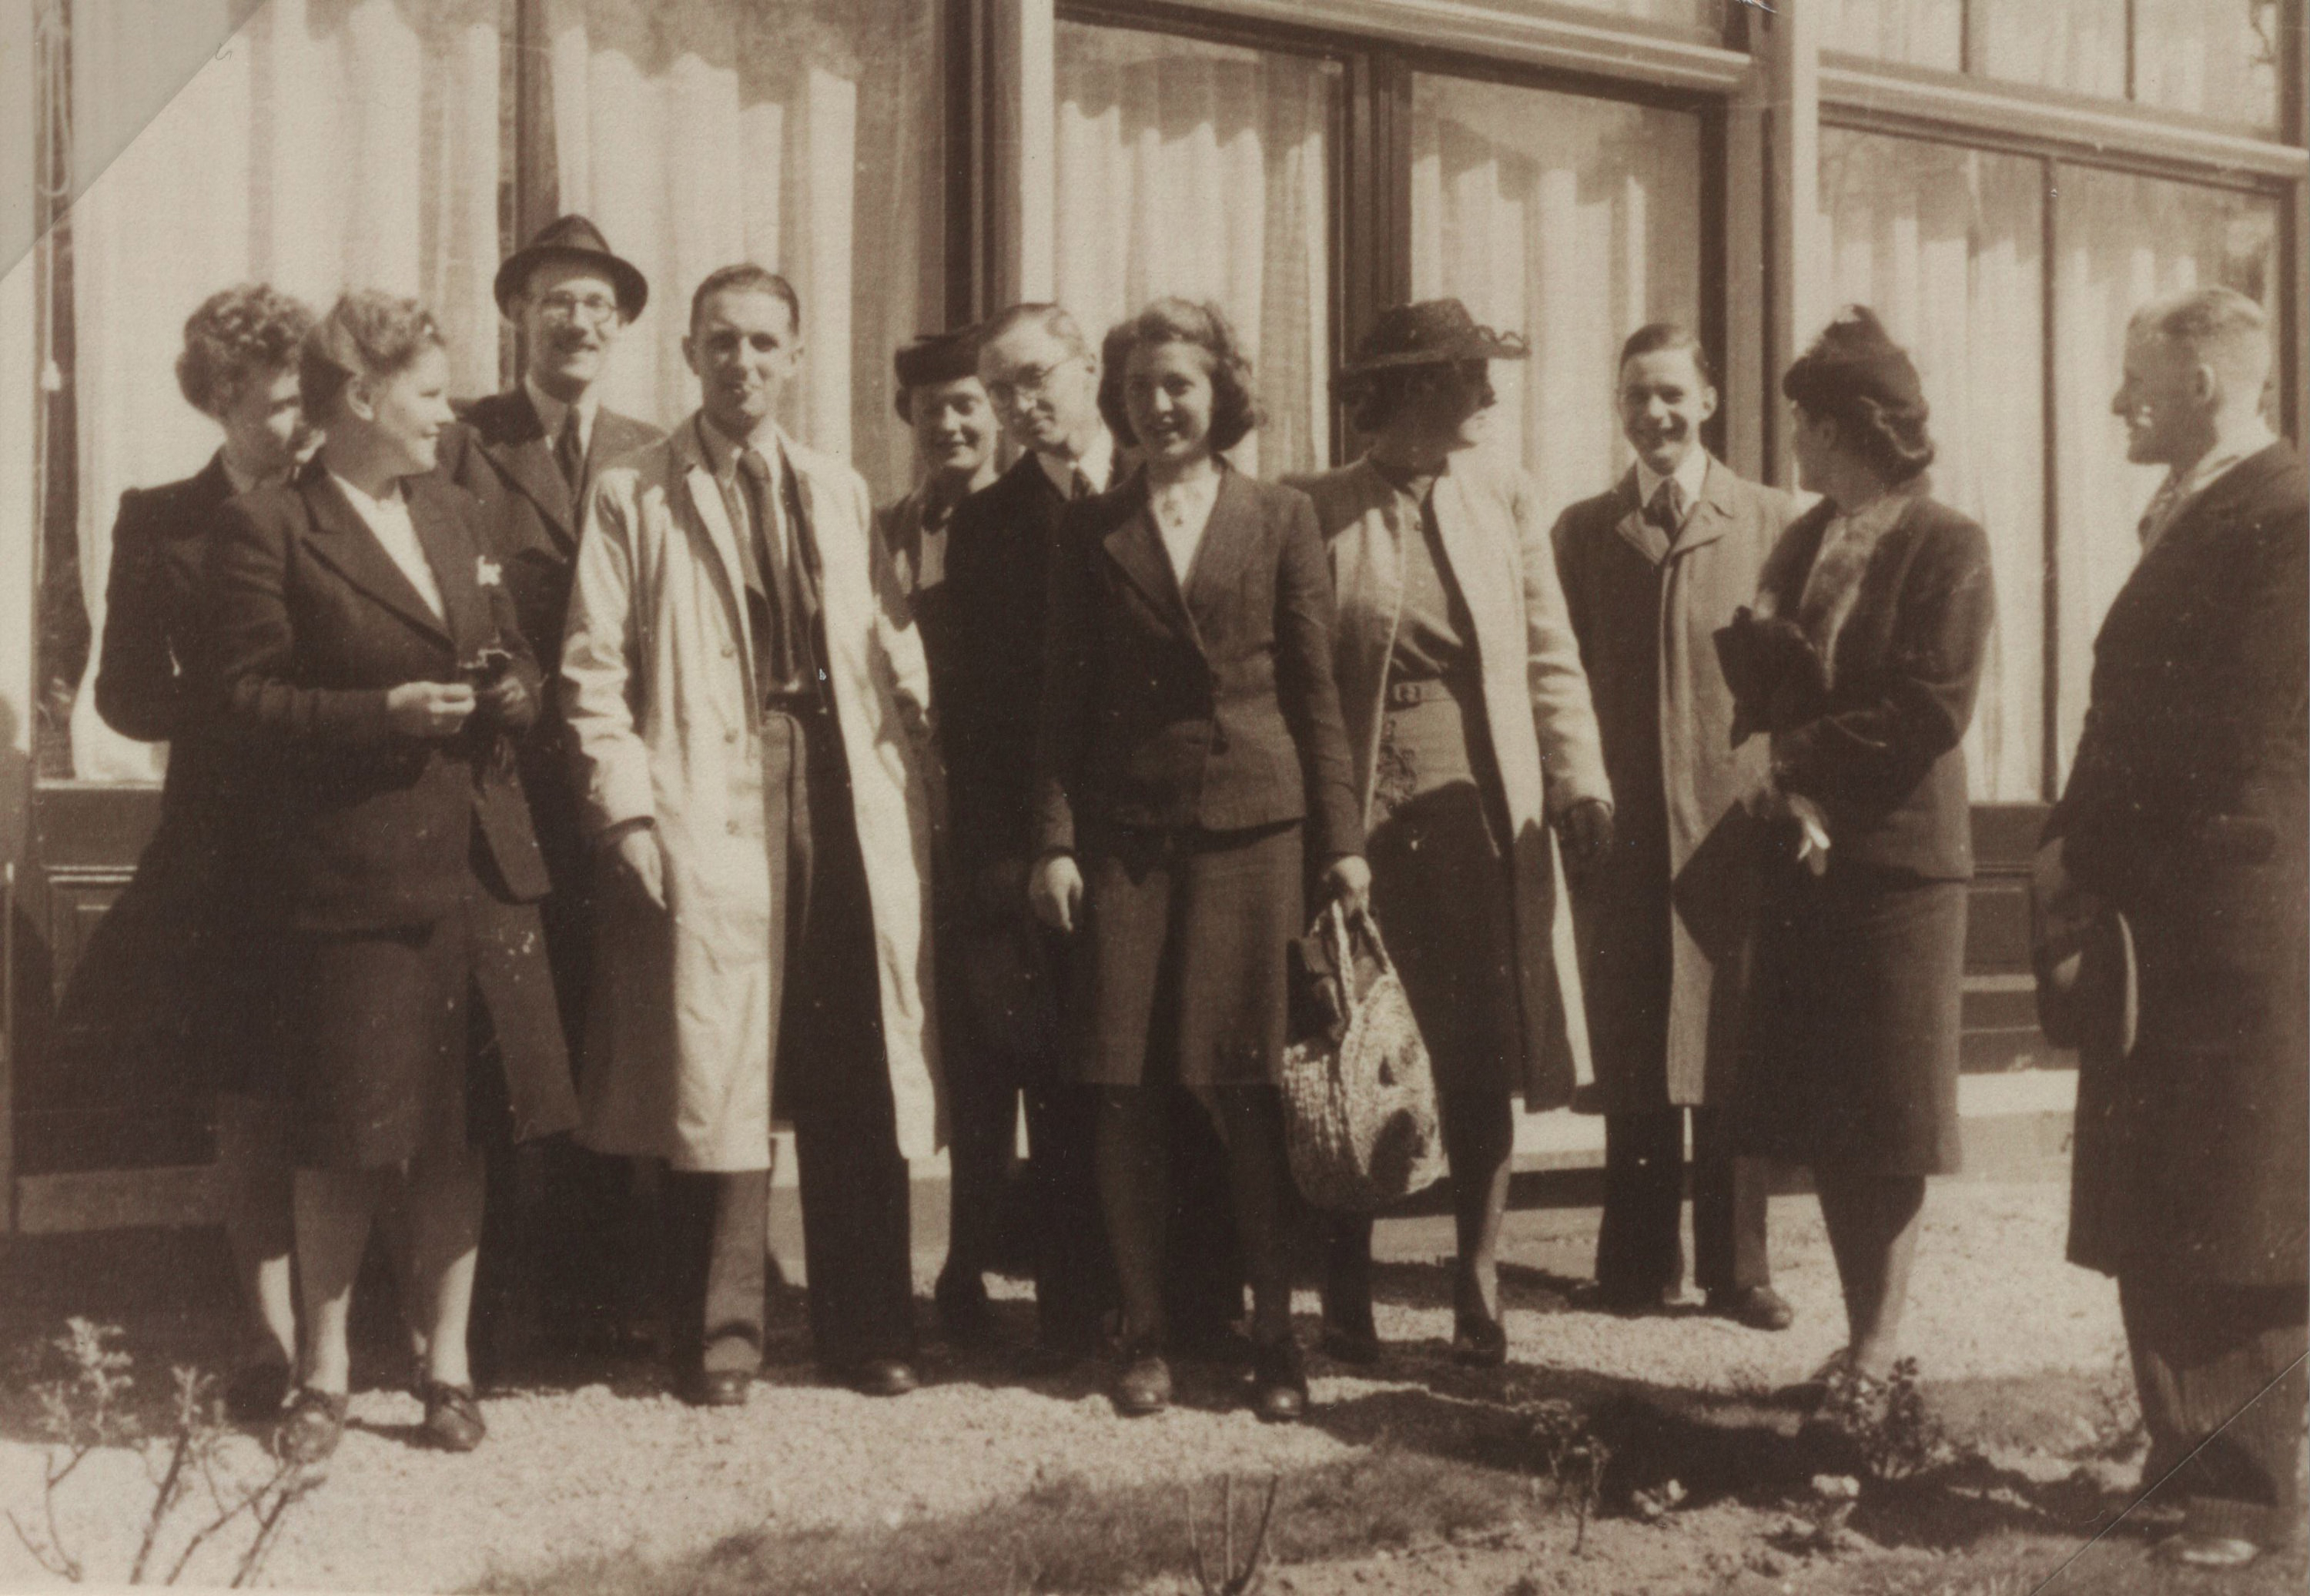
top-left (1384, 677), bottom-right (1459, 708)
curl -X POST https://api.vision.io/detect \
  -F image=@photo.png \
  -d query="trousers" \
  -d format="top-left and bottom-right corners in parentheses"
top-left (1596, 1106), bottom-right (1770, 1296)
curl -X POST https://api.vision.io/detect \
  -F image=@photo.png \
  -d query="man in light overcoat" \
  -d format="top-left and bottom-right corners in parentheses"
top-left (1552, 323), bottom-right (1799, 1329)
top-left (562, 265), bottom-right (942, 1404)
top-left (2037, 286), bottom-right (2307, 1568)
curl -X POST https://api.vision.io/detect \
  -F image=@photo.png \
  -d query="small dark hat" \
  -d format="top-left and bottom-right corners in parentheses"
top-left (494, 215), bottom-right (648, 322)
top-left (1342, 298), bottom-right (1528, 374)
top-left (893, 328), bottom-right (982, 392)
top-left (1783, 304), bottom-right (1925, 416)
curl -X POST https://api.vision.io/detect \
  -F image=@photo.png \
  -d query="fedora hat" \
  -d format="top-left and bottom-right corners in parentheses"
top-left (2034, 906), bottom-right (2138, 1061)
top-left (1341, 298), bottom-right (1528, 374)
top-left (494, 214), bottom-right (648, 322)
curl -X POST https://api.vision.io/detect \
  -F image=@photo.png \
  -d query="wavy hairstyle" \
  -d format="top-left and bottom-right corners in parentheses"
top-left (300, 290), bottom-right (446, 422)
top-left (1781, 305), bottom-right (1934, 484)
top-left (1096, 297), bottom-right (1261, 456)
top-left (176, 284), bottom-right (315, 418)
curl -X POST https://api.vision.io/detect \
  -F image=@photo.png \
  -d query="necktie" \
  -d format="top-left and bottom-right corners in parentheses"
top-left (2136, 476), bottom-right (2182, 552)
top-left (1070, 466), bottom-right (1094, 501)
top-left (738, 447), bottom-right (802, 690)
top-left (1645, 478), bottom-right (1683, 537)
top-left (554, 407), bottom-right (585, 498)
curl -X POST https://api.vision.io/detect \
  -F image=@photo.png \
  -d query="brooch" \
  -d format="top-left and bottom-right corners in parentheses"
top-left (477, 556), bottom-right (503, 588)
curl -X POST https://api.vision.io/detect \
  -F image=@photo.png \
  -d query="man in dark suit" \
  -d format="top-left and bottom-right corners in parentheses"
top-left (434, 215), bottom-right (664, 1365)
top-left (2038, 286), bottom-right (2308, 1570)
top-left (1552, 324), bottom-right (1797, 1330)
top-left (936, 304), bottom-right (1120, 1361)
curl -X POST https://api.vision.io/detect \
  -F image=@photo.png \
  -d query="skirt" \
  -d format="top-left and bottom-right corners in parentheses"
top-left (1364, 685), bottom-right (1523, 1099)
top-left (1073, 820), bottom-right (1304, 1089)
top-left (1736, 855), bottom-right (1967, 1176)
top-left (287, 866), bottom-right (575, 1170)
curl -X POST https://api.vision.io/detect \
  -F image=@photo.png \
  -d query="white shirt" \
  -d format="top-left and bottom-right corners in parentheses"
top-left (1633, 447), bottom-right (1711, 531)
top-left (526, 375), bottom-right (599, 461)
top-left (330, 471), bottom-right (445, 621)
top-left (2139, 421), bottom-right (2278, 552)
top-left (1148, 468), bottom-right (1222, 588)
top-left (695, 414), bottom-right (797, 580)
top-left (1036, 427), bottom-right (1116, 502)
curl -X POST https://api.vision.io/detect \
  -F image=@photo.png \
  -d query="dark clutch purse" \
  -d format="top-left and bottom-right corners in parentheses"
top-left (1712, 607), bottom-right (1830, 746)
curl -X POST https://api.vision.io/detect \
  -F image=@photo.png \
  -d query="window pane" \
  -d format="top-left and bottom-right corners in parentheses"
top-left (1974, 0), bottom-right (2128, 99)
top-left (554, 0), bottom-right (946, 507)
top-left (1408, 75), bottom-right (1703, 527)
top-left (2134, 0), bottom-right (2282, 128)
top-left (1821, 0), bottom-right (1963, 72)
top-left (1463, 0), bottom-right (1726, 29)
top-left (1818, 132), bottom-right (2046, 801)
top-left (1055, 24), bottom-right (1340, 478)
top-left (2051, 169), bottom-right (2282, 783)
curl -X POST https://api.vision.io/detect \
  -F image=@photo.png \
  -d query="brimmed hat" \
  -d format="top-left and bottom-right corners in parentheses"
top-left (1783, 305), bottom-right (1925, 416)
top-left (494, 214), bottom-right (648, 322)
top-left (1342, 298), bottom-right (1528, 374)
top-left (893, 328), bottom-right (981, 392)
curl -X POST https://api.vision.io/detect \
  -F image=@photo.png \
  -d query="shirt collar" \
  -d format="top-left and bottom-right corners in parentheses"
top-left (326, 469), bottom-right (407, 527)
top-left (1036, 427), bottom-right (1116, 498)
top-left (696, 412), bottom-right (786, 487)
top-left (2167, 421), bottom-right (2276, 504)
top-left (1633, 449), bottom-right (1710, 520)
top-left (525, 376), bottom-right (599, 447)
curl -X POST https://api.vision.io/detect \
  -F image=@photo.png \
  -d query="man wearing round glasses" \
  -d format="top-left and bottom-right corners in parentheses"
top-left (437, 214), bottom-right (666, 1374)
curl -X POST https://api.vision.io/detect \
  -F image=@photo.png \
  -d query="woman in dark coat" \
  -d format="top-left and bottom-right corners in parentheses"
top-left (93, 284), bottom-right (313, 1420)
top-left (1726, 306), bottom-right (1993, 1384)
top-left (203, 291), bottom-right (577, 1463)
top-left (1029, 299), bottom-right (1367, 1423)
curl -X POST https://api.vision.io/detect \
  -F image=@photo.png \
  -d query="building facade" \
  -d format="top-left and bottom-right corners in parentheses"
top-left (0, 0), bottom-right (2302, 1228)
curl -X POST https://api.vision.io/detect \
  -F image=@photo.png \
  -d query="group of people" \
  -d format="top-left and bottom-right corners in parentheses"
top-left (99, 211), bottom-right (2303, 1564)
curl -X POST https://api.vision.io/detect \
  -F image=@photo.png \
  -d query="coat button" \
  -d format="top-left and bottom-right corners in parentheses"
top-left (721, 644), bottom-right (736, 658)
top-left (725, 729), bottom-right (738, 744)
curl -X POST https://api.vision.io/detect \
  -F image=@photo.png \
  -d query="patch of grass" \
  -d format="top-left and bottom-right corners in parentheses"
top-left (470, 1447), bottom-right (1541, 1596)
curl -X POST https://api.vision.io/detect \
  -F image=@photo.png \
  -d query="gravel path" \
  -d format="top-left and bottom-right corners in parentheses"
top-left (0, 1176), bottom-right (2121, 1591)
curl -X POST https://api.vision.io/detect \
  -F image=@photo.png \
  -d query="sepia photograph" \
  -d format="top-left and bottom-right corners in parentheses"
top-left (0, 0), bottom-right (2302, 1591)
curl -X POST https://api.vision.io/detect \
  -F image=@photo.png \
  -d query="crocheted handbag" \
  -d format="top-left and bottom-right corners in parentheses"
top-left (1280, 902), bottom-right (1447, 1213)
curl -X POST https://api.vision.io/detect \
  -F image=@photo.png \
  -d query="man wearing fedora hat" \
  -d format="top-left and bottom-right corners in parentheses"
top-left (437, 215), bottom-right (665, 1367)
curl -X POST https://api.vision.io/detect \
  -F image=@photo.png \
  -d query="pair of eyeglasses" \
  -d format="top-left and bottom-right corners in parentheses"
top-left (985, 354), bottom-right (1083, 405)
top-left (536, 292), bottom-right (621, 326)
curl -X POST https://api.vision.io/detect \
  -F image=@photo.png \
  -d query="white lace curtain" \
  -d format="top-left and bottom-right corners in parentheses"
top-left (1409, 75), bottom-right (1704, 535)
top-left (65, 0), bottom-right (504, 781)
top-left (1053, 22), bottom-right (1335, 480)
top-left (1816, 130), bottom-right (2046, 804)
top-left (542, 0), bottom-right (942, 502)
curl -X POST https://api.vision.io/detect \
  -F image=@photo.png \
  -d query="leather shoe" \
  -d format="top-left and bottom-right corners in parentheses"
top-left (2154, 1532), bottom-right (2260, 1568)
top-left (418, 1380), bottom-right (487, 1452)
top-left (273, 1387), bottom-right (349, 1467)
top-left (1451, 1312), bottom-right (1509, 1369)
top-left (850, 1358), bottom-right (919, 1398)
top-left (1707, 1285), bottom-right (1795, 1331)
top-left (685, 1369), bottom-right (753, 1408)
top-left (1320, 1321), bottom-right (1384, 1367)
top-left (1589, 1280), bottom-right (1679, 1316)
top-left (936, 1271), bottom-right (1000, 1350)
top-left (223, 1359), bottom-right (293, 1424)
top-left (1112, 1344), bottom-right (1172, 1417)
top-left (1250, 1339), bottom-right (1308, 1424)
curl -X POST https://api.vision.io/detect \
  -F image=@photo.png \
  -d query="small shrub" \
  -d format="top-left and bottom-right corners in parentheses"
top-left (1812, 1358), bottom-right (1953, 1484)
top-left (1515, 1397), bottom-right (1609, 1552)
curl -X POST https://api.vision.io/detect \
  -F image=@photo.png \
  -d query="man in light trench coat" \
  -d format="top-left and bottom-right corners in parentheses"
top-left (1552, 323), bottom-right (1799, 1329)
top-left (562, 263), bottom-right (942, 1405)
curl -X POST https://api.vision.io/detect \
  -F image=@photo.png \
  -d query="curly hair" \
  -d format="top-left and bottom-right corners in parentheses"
top-left (1782, 305), bottom-right (1934, 485)
top-left (176, 284), bottom-right (315, 418)
top-left (1096, 298), bottom-right (1261, 455)
top-left (300, 290), bottom-right (447, 421)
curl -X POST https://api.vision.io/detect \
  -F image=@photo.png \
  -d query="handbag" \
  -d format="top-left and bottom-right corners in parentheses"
top-left (1278, 902), bottom-right (1447, 1213)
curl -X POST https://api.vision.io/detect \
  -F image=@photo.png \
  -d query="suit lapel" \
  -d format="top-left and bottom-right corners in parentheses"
top-left (1430, 468), bottom-right (1506, 644)
top-left (471, 391), bottom-right (577, 547)
top-left (1180, 468), bottom-right (1257, 635)
top-left (297, 470), bottom-right (454, 646)
top-left (677, 417), bottom-right (758, 701)
top-left (1104, 487), bottom-right (1201, 651)
top-left (407, 479), bottom-right (487, 655)
top-left (1607, 470), bottom-right (1669, 567)
top-left (1670, 457), bottom-right (1732, 558)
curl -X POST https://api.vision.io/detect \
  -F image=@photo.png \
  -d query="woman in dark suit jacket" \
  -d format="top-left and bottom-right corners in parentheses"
top-left (94, 284), bottom-right (313, 1421)
top-left (1029, 299), bottom-right (1368, 1423)
top-left (1727, 307), bottom-right (1993, 1386)
top-left (203, 291), bottom-right (577, 1464)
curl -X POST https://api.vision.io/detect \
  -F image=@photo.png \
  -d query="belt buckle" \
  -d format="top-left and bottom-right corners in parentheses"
top-left (1387, 679), bottom-right (1430, 708)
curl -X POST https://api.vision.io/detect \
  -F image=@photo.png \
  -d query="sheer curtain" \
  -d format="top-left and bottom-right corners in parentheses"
top-left (1053, 22), bottom-right (1337, 480)
top-left (544, 0), bottom-right (943, 504)
top-left (1974, 0), bottom-right (2128, 99)
top-left (1816, 131), bottom-right (2044, 802)
top-left (1409, 75), bottom-right (1702, 531)
top-left (1821, 0), bottom-right (1962, 69)
top-left (2134, 0), bottom-right (2282, 128)
top-left (2051, 169), bottom-right (2282, 782)
top-left (66, 0), bottom-right (504, 781)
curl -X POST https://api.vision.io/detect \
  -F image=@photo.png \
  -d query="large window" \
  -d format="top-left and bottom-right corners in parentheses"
top-left (1410, 74), bottom-right (1704, 530)
top-left (1054, 21), bottom-right (1339, 477)
top-left (1817, 130), bottom-right (2045, 803)
top-left (1824, 0), bottom-right (2283, 131)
